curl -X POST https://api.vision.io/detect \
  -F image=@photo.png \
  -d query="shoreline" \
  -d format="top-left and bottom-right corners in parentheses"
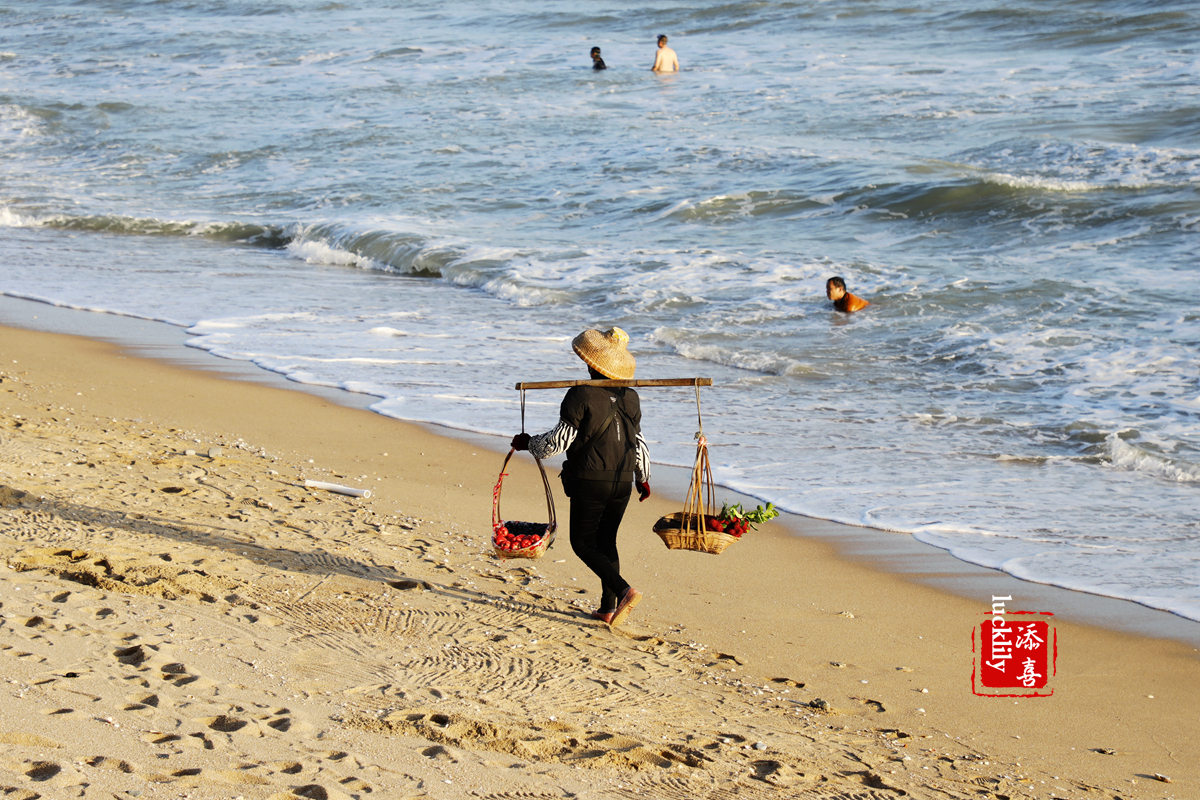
top-left (2, 301), bottom-right (1199, 795)
top-left (6, 294), bottom-right (1198, 649)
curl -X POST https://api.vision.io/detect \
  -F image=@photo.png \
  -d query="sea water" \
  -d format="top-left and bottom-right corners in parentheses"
top-left (2, 0), bottom-right (1198, 622)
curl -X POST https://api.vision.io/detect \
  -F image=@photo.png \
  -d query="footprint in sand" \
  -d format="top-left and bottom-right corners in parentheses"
top-left (185, 732), bottom-right (215, 751)
top-left (751, 758), bottom-right (815, 787)
top-left (113, 643), bottom-right (151, 666)
top-left (124, 691), bottom-right (161, 710)
top-left (83, 756), bottom-right (134, 773)
top-left (23, 760), bottom-right (61, 781)
top-left (857, 697), bottom-right (886, 713)
top-left (0, 732), bottom-right (62, 749)
top-left (142, 732), bottom-right (182, 746)
top-left (202, 714), bottom-right (249, 733)
top-left (421, 744), bottom-right (459, 762)
top-left (159, 661), bottom-right (213, 689)
top-left (268, 760), bottom-right (307, 775)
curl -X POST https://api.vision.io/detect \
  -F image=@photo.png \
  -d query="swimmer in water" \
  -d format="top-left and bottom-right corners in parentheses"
top-left (591, 46), bottom-right (607, 70)
top-left (651, 34), bottom-right (679, 72)
top-left (826, 276), bottom-right (870, 313)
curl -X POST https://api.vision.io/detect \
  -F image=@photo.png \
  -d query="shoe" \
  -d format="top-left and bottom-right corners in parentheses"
top-left (590, 608), bottom-right (615, 623)
top-left (609, 587), bottom-right (642, 627)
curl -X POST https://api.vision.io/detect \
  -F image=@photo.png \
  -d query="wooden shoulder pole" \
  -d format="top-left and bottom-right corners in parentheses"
top-left (514, 378), bottom-right (713, 390)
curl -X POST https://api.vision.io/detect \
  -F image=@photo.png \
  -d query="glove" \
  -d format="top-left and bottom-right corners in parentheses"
top-left (636, 481), bottom-right (651, 502)
top-left (510, 433), bottom-right (531, 451)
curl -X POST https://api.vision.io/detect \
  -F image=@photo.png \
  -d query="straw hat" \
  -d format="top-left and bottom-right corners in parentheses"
top-left (572, 327), bottom-right (636, 380)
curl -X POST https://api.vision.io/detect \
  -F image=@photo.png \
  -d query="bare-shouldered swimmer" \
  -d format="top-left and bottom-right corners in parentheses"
top-left (651, 34), bottom-right (679, 72)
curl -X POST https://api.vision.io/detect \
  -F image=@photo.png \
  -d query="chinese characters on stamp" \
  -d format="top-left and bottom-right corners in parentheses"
top-left (972, 595), bottom-right (1056, 697)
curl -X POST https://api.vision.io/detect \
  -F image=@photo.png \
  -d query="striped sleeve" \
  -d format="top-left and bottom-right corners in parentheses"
top-left (635, 432), bottom-right (651, 483)
top-left (528, 419), bottom-right (577, 459)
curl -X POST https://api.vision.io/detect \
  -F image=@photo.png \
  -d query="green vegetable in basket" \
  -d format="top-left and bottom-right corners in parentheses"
top-left (717, 501), bottom-right (779, 530)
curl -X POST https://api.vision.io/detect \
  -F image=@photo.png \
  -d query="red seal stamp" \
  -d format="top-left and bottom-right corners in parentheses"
top-left (972, 596), bottom-right (1056, 697)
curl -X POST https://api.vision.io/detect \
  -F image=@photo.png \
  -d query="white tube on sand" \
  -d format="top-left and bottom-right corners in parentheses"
top-left (304, 480), bottom-right (372, 499)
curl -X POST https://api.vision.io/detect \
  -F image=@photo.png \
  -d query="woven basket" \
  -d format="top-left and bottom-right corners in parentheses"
top-left (653, 512), bottom-right (739, 555)
top-left (492, 448), bottom-right (557, 560)
top-left (494, 522), bottom-right (554, 560)
top-left (653, 433), bottom-right (738, 554)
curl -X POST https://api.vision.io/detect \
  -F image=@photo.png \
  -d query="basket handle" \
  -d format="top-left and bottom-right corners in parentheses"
top-left (492, 448), bottom-right (557, 534)
top-left (680, 383), bottom-right (713, 537)
top-left (680, 436), bottom-right (714, 538)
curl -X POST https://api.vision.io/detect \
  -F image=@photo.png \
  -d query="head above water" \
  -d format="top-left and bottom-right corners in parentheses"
top-left (572, 327), bottom-right (636, 380)
top-left (591, 46), bottom-right (602, 57)
top-left (657, 34), bottom-right (668, 45)
top-left (826, 276), bottom-right (847, 299)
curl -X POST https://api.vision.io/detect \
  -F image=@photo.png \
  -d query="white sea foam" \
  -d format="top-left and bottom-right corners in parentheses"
top-left (285, 239), bottom-right (385, 270)
top-left (0, 206), bottom-right (39, 227)
top-left (979, 172), bottom-right (1096, 192)
top-left (1107, 434), bottom-right (1200, 483)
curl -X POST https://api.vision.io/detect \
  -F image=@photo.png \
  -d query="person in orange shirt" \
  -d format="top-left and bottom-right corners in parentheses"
top-left (826, 276), bottom-right (870, 313)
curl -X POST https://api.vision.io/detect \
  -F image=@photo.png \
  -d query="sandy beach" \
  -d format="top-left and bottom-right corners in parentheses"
top-left (1, 319), bottom-right (1197, 800)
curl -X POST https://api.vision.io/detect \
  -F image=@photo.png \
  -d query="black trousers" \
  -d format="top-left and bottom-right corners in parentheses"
top-left (568, 478), bottom-right (633, 610)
